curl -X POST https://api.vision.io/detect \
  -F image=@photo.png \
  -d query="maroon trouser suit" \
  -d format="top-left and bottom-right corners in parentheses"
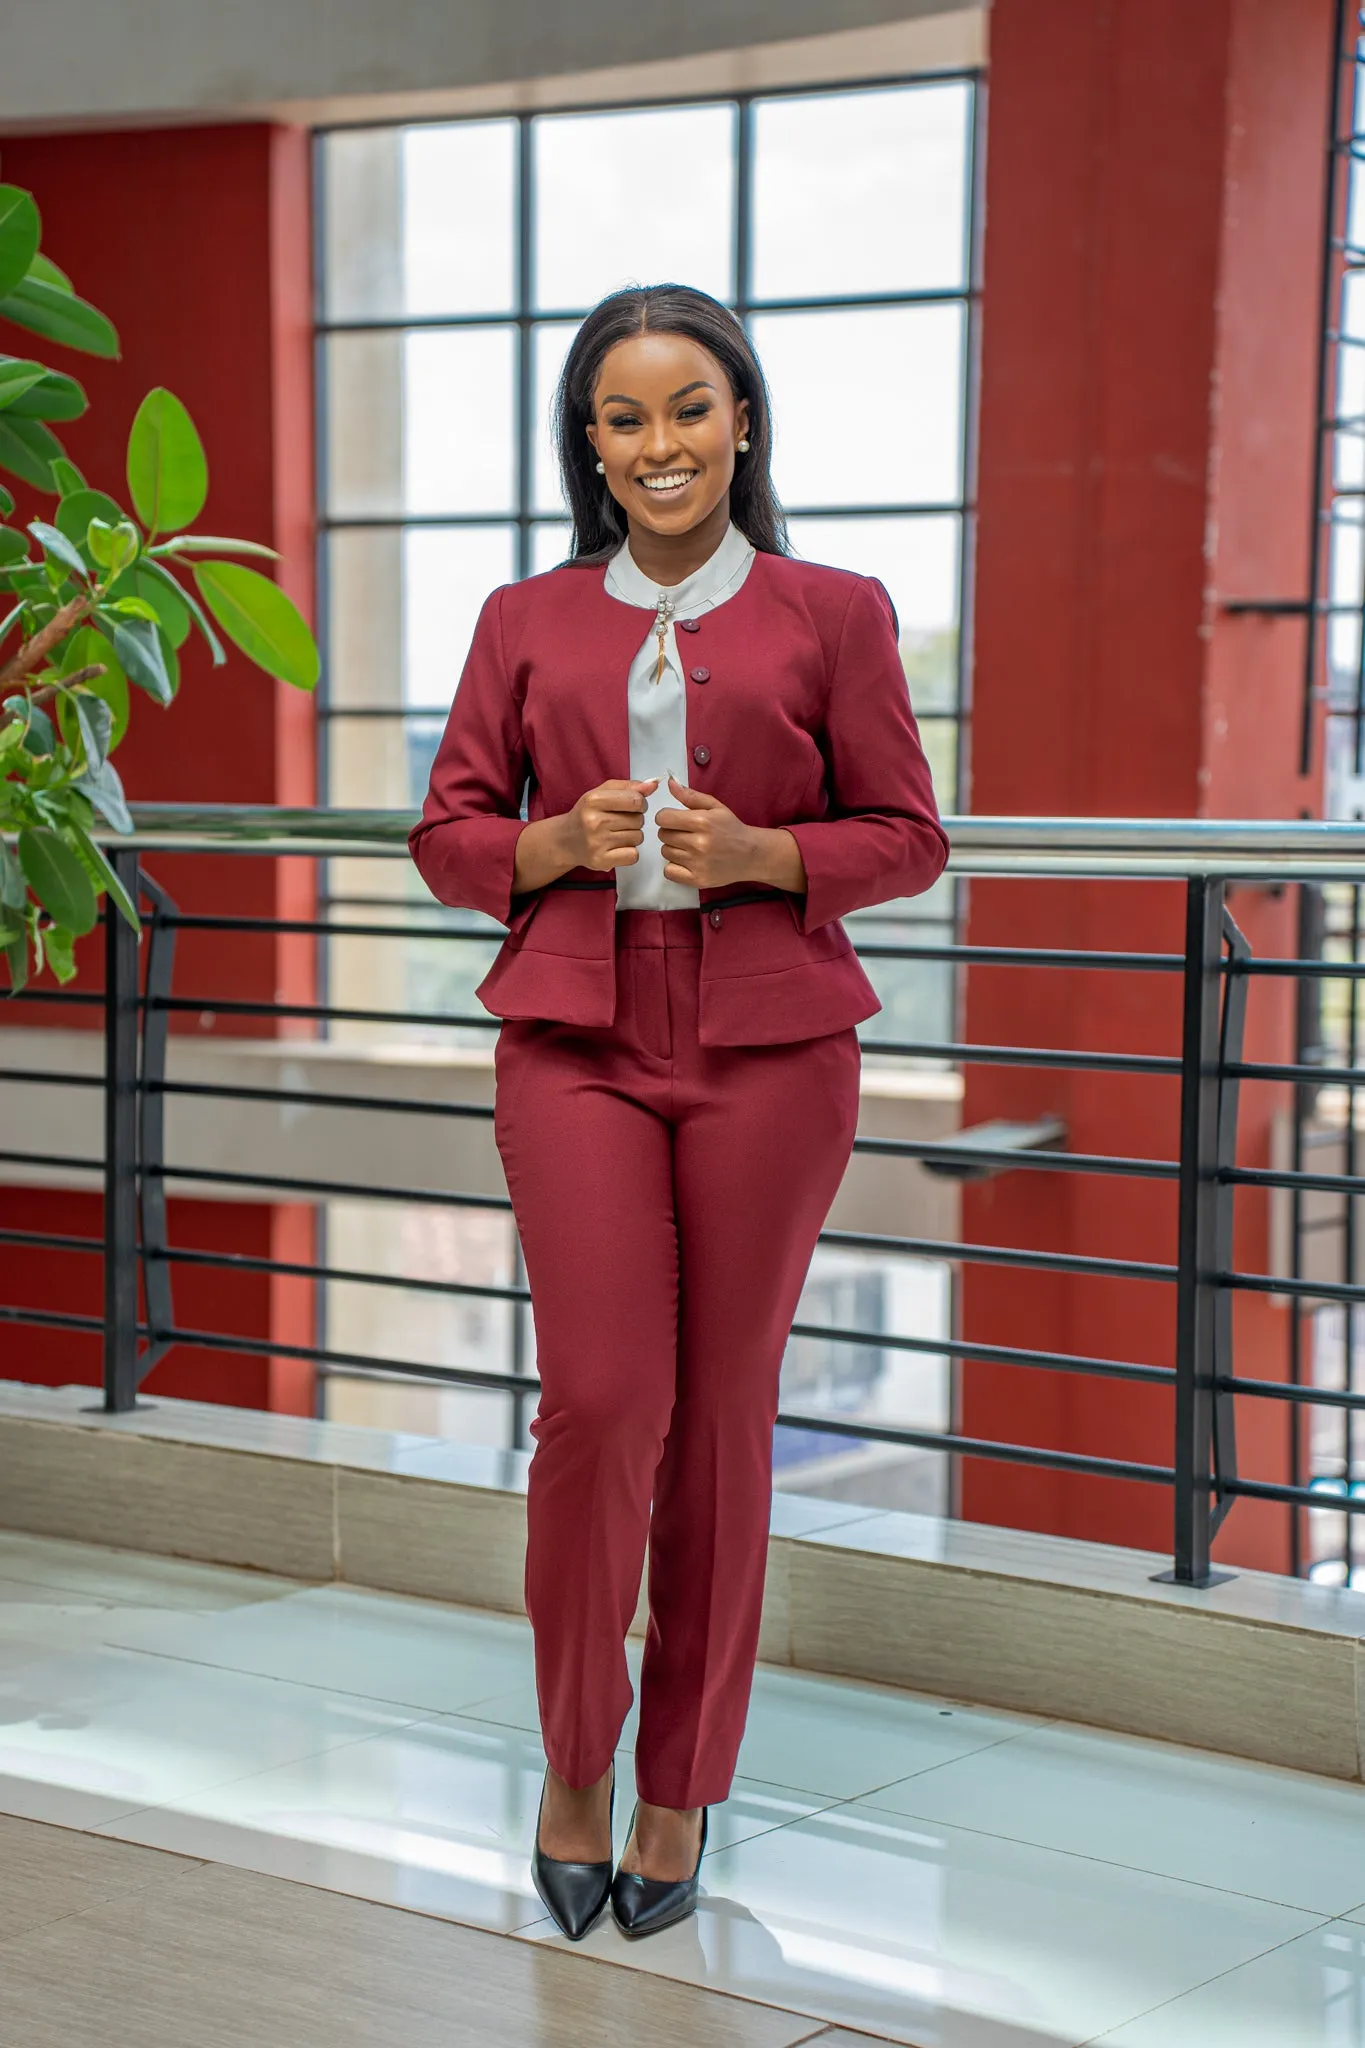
top-left (495, 908), bottom-right (861, 1809)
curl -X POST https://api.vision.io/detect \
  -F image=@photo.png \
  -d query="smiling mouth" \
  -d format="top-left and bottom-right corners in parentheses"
top-left (636, 470), bottom-right (699, 499)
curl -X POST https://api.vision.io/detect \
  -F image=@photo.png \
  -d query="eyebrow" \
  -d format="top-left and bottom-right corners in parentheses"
top-left (599, 380), bottom-right (717, 407)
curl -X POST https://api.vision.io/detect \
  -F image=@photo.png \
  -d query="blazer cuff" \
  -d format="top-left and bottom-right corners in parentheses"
top-left (409, 816), bottom-right (528, 926)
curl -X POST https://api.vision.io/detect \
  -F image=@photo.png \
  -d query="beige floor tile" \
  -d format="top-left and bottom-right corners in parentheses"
top-left (1, 1857), bottom-right (826, 2048)
top-left (0, 1815), bottom-right (202, 1947)
top-left (0, 1417), bottom-right (335, 1580)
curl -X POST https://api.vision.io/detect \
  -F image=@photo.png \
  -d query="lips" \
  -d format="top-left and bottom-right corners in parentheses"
top-left (635, 470), bottom-right (699, 499)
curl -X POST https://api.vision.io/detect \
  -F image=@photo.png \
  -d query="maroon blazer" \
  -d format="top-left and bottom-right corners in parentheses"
top-left (410, 550), bottom-right (949, 1047)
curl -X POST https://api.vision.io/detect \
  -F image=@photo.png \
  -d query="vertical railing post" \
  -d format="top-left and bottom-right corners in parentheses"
top-left (1158, 875), bottom-right (1234, 1587)
top-left (102, 850), bottom-right (140, 1412)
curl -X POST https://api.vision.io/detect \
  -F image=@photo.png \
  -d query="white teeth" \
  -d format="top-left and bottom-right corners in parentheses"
top-left (640, 472), bottom-right (696, 492)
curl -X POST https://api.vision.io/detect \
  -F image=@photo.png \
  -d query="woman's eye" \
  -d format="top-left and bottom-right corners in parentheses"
top-left (606, 414), bottom-right (640, 430)
top-left (678, 405), bottom-right (710, 422)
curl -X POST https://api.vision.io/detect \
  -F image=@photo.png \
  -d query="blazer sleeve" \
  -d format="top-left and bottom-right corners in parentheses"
top-left (786, 576), bottom-right (950, 932)
top-left (408, 587), bottom-right (530, 924)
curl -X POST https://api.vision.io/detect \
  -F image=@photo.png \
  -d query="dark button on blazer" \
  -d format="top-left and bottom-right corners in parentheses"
top-left (410, 551), bottom-right (949, 1047)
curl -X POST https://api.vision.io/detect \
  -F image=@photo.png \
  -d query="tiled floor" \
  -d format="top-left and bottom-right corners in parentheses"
top-left (2, 1530), bottom-right (1364, 2046)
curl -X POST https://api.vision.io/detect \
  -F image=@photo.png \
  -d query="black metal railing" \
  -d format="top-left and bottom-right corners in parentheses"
top-left (5, 809), bottom-right (1365, 1589)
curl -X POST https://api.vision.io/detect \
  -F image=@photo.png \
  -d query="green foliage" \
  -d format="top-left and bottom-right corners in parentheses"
top-left (0, 183), bottom-right (320, 991)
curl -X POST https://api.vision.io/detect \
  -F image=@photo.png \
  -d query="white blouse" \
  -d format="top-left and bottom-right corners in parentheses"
top-left (604, 521), bottom-right (756, 910)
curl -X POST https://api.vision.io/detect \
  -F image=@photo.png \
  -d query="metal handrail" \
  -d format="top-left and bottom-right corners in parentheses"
top-left (41, 804), bottom-right (1365, 878)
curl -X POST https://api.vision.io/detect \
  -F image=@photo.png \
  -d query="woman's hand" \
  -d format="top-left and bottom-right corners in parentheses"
top-left (511, 778), bottom-right (657, 895)
top-left (655, 776), bottom-right (807, 892)
top-left (565, 777), bottom-right (659, 871)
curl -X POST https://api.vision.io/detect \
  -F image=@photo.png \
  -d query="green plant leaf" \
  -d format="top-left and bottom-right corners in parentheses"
top-left (151, 534), bottom-right (279, 561)
top-left (0, 841), bottom-right (24, 911)
top-left (67, 819), bottom-right (138, 929)
top-left (135, 555), bottom-right (216, 659)
top-left (107, 595), bottom-right (159, 623)
top-left (42, 924), bottom-right (76, 982)
top-left (0, 276), bottom-right (119, 359)
top-left (0, 526), bottom-right (27, 567)
top-left (17, 825), bottom-right (97, 936)
top-left (20, 703), bottom-right (56, 755)
top-left (107, 613), bottom-right (173, 704)
top-left (0, 188), bottom-right (41, 302)
top-left (71, 690), bottom-right (113, 772)
top-left (27, 253), bottom-right (72, 293)
top-left (127, 388), bottom-right (206, 535)
top-left (0, 414), bottom-right (61, 492)
top-left (61, 627), bottom-right (128, 745)
top-left (55, 487), bottom-right (124, 553)
top-left (28, 519), bottom-right (89, 584)
top-left (2, 928), bottom-right (28, 993)
top-left (192, 562), bottom-right (318, 689)
top-left (0, 484), bottom-right (12, 517)
top-left (50, 458), bottom-right (85, 496)
top-left (75, 755), bottom-right (132, 834)
top-left (0, 357), bottom-right (45, 410)
top-left (8, 369), bottom-right (86, 423)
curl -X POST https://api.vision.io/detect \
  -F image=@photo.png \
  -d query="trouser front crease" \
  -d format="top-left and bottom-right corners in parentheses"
top-left (494, 910), bottom-right (860, 1810)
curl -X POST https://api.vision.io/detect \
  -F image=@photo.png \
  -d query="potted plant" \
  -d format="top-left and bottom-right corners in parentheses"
top-left (0, 178), bottom-right (318, 990)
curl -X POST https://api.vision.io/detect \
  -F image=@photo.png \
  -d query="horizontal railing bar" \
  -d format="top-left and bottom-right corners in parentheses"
top-left (0, 1305), bottom-right (102, 1333)
top-left (0, 1148), bottom-right (102, 1174)
top-left (146, 1080), bottom-right (496, 1120)
top-left (854, 1136), bottom-right (1179, 1179)
top-left (796, 1320), bottom-right (1173, 1381)
top-left (151, 913), bottom-right (498, 942)
top-left (1221, 1475), bottom-right (1365, 1513)
top-left (146, 1324), bottom-right (535, 1393)
top-left (853, 942), bottom-right (1184, 970)
top-left (822, 1226), bottom-right (1178, 1283)
top-left (0, 1228), bottom-right (102, 1256)
top-left (1222, 1270), bottom-right (1365, 1303)
top-left (768, 1411), bottom-right (1173, 1480)
top-left (1228, 1059), bottom-right (1365, 1085)
top-left (160, 1245), bottom-right (527, 1303)
top-left (147, 996), bottom-right (499, 1030)
top-left (1226, 1165), bottom-right (1365, 1195)
top-left (0, 1068), bottom-right (103, 1089)
top-left (1242, 956), bottom-right (1365, 980)
top-left (1217, 1374), bottom-right (1365, 1412)
top-left (858, 1038), bottom-right (1179, 1075)
top-left (1, 988), bottom-right (105, 1005)
top-left (146, 1163), bottom-right (513, 1208)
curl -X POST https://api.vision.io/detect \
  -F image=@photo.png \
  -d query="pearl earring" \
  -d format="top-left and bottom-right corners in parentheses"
top-left (737, 439), bottom-right (750, 454)
top-left (595, 460), bottom-right (606, 474)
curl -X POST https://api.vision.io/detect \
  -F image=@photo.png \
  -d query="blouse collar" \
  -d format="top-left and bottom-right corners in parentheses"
top-left (604, 520), bottom-right (755, 616)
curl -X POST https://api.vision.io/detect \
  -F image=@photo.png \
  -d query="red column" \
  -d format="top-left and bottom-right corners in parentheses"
top-left (0, 124), bottom-right (317, 1414)
top-left (961, 0), bottom-right (1333, 1569)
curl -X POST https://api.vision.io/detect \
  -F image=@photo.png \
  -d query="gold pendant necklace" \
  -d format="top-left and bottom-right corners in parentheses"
top-left (653, 594), bottom-right (675, 684)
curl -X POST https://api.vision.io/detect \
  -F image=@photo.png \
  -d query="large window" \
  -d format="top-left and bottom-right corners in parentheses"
top-left (316, 75), bottom-right (978, 1044)
top-left (313, 77), bottom-right (978, 1497)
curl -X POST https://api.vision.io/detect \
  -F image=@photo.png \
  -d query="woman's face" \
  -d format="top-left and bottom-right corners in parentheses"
top-left (586, 331), bottom-right (750, 541)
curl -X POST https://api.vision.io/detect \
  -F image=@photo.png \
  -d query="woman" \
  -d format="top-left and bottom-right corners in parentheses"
top-left (410, 283), bottom-right (948, 1942)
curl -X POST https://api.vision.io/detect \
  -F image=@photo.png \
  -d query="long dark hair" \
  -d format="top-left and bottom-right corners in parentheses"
top-left (552, 283), bottom-right (788, 566)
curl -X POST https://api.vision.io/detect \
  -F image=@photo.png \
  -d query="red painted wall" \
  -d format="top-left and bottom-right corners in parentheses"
top-left (0, 125), bottom-right (318, 1412)
top-left (962, 0), bottom-right (1333, 1570)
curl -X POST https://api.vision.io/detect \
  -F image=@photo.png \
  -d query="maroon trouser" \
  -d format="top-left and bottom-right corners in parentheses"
top-left (493, 907), bottom-right (861, 1809)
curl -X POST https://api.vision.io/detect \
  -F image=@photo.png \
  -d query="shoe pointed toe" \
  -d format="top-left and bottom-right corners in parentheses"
top-left (532, 1844), bottom-right (612, 1941)
top-left (610, 1808), bottom-right (708, 1939)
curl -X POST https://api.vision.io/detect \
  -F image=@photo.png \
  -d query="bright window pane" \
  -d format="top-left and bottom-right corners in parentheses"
top-left (325, 328), bottom-right (517, 518)
top-left (321, 122), bottom-right (516, 320)
top-left (786, 514), bottom-right (961, 711)
top-left (404, 525), bottom-right (517, 707)
top-left (751, 84), bottom-right (971, 301)
top-left (533, 105), bottom-right (735, 311)
top-left (533, 522), bottom-right (573, 574)
top-left (534, 321), bottom-right (580, 514)
top-left (754, 305), bottom-right (964, 509)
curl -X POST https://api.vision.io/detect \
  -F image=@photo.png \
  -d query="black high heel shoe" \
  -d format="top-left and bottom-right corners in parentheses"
top-left (610, 1805), bottom-right (708, 1938)
top-left (531, 1764), bottom-right (615, 1942)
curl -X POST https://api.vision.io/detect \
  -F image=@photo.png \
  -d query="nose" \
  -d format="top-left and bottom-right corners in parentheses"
top-left (641, 415), bottom-right (682, 467)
